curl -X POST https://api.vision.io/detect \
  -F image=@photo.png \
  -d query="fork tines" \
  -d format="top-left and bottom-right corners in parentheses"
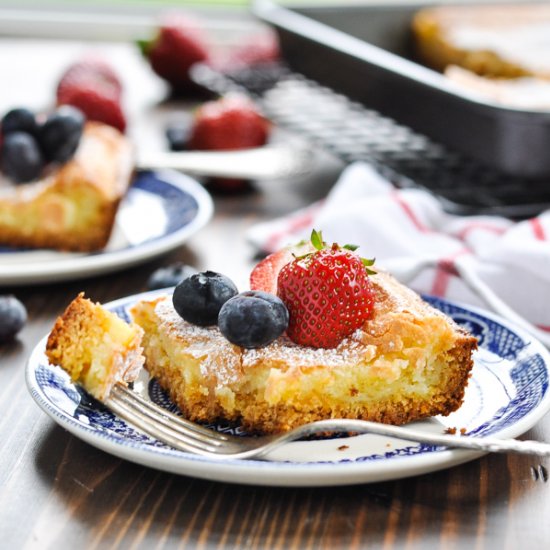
top-left (105, 384), bottom-right (241, 455)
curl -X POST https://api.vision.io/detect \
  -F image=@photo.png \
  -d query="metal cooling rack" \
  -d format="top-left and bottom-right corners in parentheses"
top-left (192, 63), bottom-right (550, 218)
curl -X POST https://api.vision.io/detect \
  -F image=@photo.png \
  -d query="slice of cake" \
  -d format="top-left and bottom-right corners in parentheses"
top-left (44, 233), bottom-right (477, 435)
top-left (0, 121), bottom-right (133, 252)
top-left (131, 270), bottom-right (477, 434)
top-left (46, 293), bottom-right (144, 401)
top-left (412, 4), bottom-right (550, 79)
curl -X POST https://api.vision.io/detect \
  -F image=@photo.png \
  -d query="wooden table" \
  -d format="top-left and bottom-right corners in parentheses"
top-left (1, 34), bottom-right (550, 550)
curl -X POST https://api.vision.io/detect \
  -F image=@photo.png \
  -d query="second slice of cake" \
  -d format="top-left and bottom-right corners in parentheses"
top-left (0, 121), bottom-right (133, 252)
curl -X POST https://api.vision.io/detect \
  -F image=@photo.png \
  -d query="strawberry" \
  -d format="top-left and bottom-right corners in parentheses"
top-left (216, 30), bottom-right (281, 72)
top-left (250, 241), bottom-right (315, 295)
top-left (250, 249), bottom-right (294, 295)
top-left (58, 85), bottom-right (126, 133)
top-left (188, 94), bottom-right (270, 192)
top-left (277, 229), bottom-right (376, 349)
top-left (189, 94), bottom-right (270, 151)
top-left (56, 56), bottom-right (126, 132)
top-left (143, 15), bottom-right (210, 95)
top-left (57, 57), bottom-right (122, 104)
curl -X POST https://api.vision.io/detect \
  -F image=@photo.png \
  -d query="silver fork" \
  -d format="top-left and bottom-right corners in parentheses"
top-left (105, 385), bottom-right (550, 460)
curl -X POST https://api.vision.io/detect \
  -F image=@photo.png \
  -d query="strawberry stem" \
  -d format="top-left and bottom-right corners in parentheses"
top-left (299, 229), bottom-right (377, 275)
top-left (136, 37), bottom-right (153, 58)
top-left (310, 229), bottom-right (324, 250)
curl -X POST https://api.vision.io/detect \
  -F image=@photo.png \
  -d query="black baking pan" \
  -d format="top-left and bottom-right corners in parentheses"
top-left (252, 0), bottom-right (550, 178)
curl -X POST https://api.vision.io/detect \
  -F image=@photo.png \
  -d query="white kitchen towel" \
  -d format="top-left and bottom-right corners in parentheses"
top-left (247, 162), bottom-right (550, 331)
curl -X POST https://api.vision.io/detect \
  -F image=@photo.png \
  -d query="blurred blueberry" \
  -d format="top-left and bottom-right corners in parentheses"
top-left (147, 263), bottom-right (198, 290)
top-left (2, 132), bottom-right (44, 183)
top-left (38, 105), bottom-right (85, 163)
top-left (1, 107), bottom-right (39, 137)
top-left (165, 119), bottom-right (192, 151)
top-left (0, 295), bottom-right (27, 342)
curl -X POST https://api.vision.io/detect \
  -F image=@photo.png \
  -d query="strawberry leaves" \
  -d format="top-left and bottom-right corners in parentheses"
top-left (295, 229), bottom-right (376, 275)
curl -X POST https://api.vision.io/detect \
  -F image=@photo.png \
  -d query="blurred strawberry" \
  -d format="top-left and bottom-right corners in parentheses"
top-left (141, 14), bottom-right (211, 95)
top-left (188, 94), bottom-right (270, 192)
top-left (57, 57), bottom-right (123, 103)
top-left (217, 30), bottom-right (280, 72)
top-left (189, 94), bottom-right (270, 151)
top-left (56, 56), bottom-right (126, 132)
top-left (58, 85), bottom-right (126, 133)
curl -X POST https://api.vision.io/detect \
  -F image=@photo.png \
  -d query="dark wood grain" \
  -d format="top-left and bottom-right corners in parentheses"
top-left (1, 36), bottom-right (550, 550)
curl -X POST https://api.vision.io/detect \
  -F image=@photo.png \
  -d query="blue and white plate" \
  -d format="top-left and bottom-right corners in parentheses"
top-left (26, 293), bottom-right (550, 487)
top-left (0, 170), bottom-right (213, 286)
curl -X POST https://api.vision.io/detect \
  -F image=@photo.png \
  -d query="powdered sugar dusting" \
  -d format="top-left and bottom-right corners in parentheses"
top-left (243, 329), bottom-right (376, 369)
top-left (153, 298), bottom-right (378, 375)
top-left (149, 269), bottom-right (457, 383)
top-left (154, 299), bottom-right (243, 387)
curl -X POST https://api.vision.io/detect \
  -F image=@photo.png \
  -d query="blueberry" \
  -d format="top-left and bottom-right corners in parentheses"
top-left (38, 105), bottom-right (85, 163)
top-left (218, 290), bottom-right (288, 348)
top-left (1, 132), bottom-right (44, 183)
top-left (147, 263), bottom-right (198, 290)
top-left (165, 119), bottom-right (191, 151)
top-left (0, 295), bottom-right (27, 342)
top-left (1, 108), bottom-right (39, 137)
top-left (172, 271), bottom-right (238, 326)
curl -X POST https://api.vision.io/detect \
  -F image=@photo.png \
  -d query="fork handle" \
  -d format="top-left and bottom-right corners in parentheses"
top-left (279, 420), bottom-right (550, 458)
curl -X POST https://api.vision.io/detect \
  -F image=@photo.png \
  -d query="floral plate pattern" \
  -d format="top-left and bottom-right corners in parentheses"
top-left (26, 292), bottom-right (550, 487)
top-left (0, 170), bottom-right (213, 285)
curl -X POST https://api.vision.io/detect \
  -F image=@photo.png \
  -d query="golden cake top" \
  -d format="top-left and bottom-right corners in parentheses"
top-left (138, 270), bottom-right (466, 387)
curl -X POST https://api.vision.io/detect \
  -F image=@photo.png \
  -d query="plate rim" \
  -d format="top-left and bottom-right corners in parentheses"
top-left (26, 292), bottom-right (550, 487)
top-left (0, 169), bottom-right (213, 285)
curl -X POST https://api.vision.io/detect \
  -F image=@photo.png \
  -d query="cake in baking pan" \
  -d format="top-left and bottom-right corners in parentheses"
top-left (412, 4), bottom-right (550, 79)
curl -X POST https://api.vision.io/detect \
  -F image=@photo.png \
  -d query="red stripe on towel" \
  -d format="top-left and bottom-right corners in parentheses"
top-left (391, 191), bottom-right (429, 233)
top-left (430, 250), bottom-right (469, 297)
top-left (455, 222), bottom-right (507, 241)
top-left (530, 218), bottom-right (546, 241)
top-left (431, 267), bottom-right (453, 297)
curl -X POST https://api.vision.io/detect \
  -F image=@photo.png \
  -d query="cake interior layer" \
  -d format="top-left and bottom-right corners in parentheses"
top-left (46, 294), bottom-right (144, 401)
top-left (0, 184), bottom-right (120, 250)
